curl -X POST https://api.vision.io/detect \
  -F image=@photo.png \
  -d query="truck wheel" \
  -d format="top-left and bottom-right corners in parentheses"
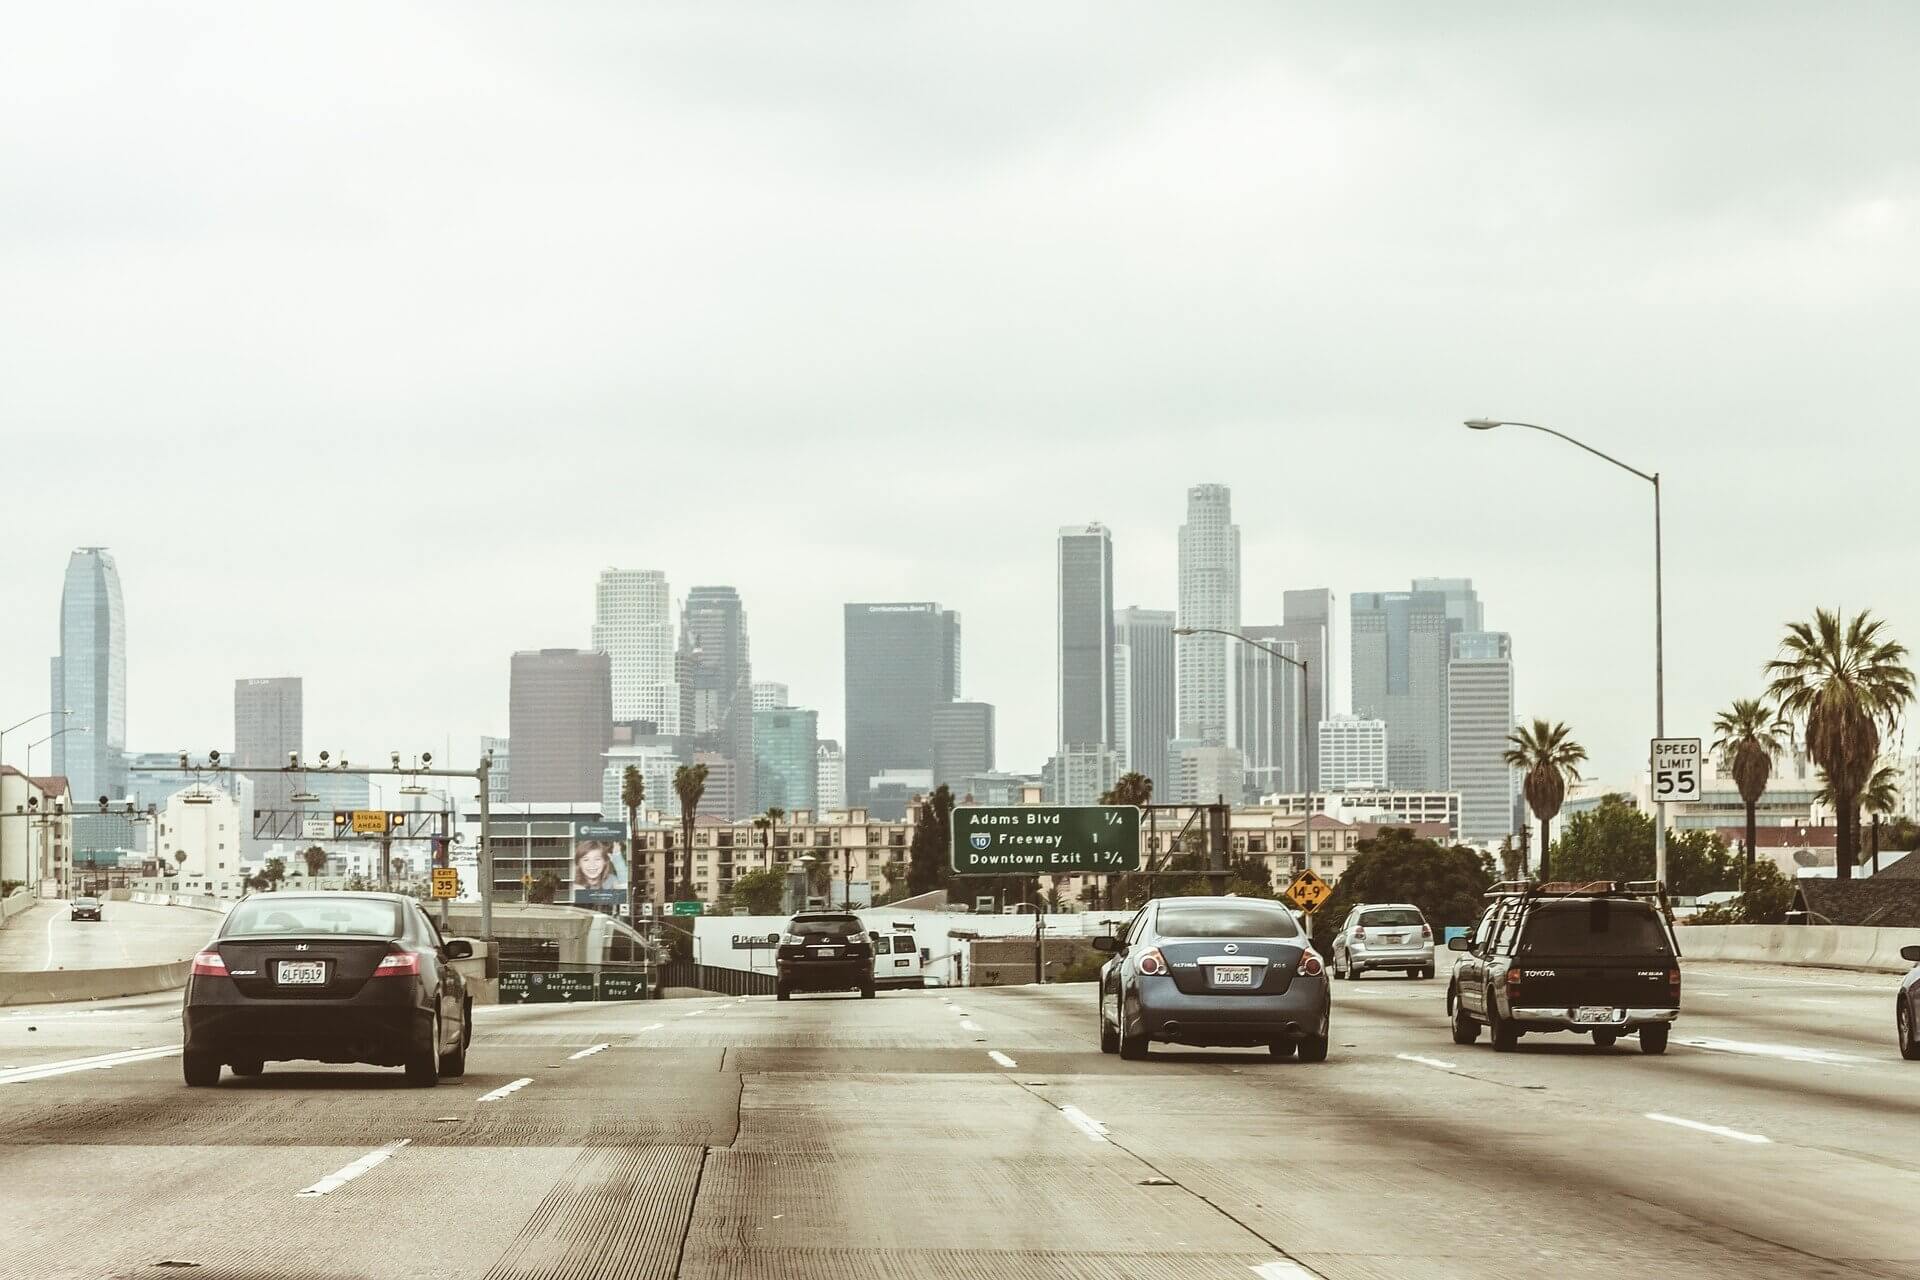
top-left (1449, 992), bottom-right (1479, 1045)
top-left (1489, 1002), bottom-right (1519, 1052)
top-left (1639, 1023), bottom-right (1670, 1055)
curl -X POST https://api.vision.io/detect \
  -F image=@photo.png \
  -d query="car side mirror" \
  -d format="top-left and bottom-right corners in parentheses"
top-left (1902, 945), bottom-right (1920, 964)
top-left (445, 939), bottom-right (475, 960)
top-left (1446, 936), bottom-right (1471, 952)
top-left (1091, 936), bottom-right (1121, 954)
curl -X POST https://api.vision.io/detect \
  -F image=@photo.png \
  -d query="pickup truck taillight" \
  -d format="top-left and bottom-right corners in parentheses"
top-left (1505, 967), bottom-right (1523, 988)
top-left (1668, 968), bottom-right (1682, 992)
top-left (190, 950), bottom-right (227, 977)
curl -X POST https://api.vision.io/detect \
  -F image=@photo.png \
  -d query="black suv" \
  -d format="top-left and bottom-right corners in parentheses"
top-left (1446, 881), bottom-right (1680, 1054)
top-left (775, 912), bottom-right (875, 1000)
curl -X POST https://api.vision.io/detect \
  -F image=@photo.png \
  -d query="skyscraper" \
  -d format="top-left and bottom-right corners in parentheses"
top-left (815, 740), bottom-right (846, 812)
top-left (932, 701), bottom-right (996, 790)
top-left (843, 603), bottom-right (960, 807)
top-left (1057, 523), bottom-right (1115, 752)
top-left (507, 649), bottom-right (612, 804)
top-left (1412, 578), bottom-right (1484, 634)
top-left (1449, 631), bottom-right (1517, 844)
top-left (51, 548), bottom-right (126, 805)
top-left (234, 677), bottom-right (303, 824)
top-left (754, 706), bottom-right (819, 813)
top-left (681, 586), bottom-right (754, 818)
top-left (752, 682), bottom-right (790, 713)
top-left (1235, 627), bottom-right (1303, 798)
top-left (1351, 590), bottom-right (1454, 789)
top-left (1176, 485), bottom-right (1240, 745)
top-left (1280, 589), bottom-right (1335, 786)
top-left (1319, 715), bottom-right (1389, 790)
top-left (1113, 606), bottom-right (1176, 793)
top-left (592, 569), bottom-right (680, 731)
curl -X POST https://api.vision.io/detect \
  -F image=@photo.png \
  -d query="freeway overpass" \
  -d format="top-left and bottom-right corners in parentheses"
top-left (0, 961), bottom-right (1915, 1277)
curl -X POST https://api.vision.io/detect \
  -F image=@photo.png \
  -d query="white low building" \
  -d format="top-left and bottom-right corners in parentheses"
top-left (156, 785), bottom-right (245, 893)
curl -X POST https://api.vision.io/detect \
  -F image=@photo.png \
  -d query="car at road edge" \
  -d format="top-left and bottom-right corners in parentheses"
top-left (1897, 944), bottom-right (1920, 1060)
top-left (69, 896), bottom-right (102, 922)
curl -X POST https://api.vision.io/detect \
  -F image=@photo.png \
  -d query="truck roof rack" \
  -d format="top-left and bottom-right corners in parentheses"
top-left (1485, 880), bottom-right (1667, 902)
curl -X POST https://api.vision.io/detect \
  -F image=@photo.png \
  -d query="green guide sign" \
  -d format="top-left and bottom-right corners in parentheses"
top-left (950, 806), bottom-right (1142, 875)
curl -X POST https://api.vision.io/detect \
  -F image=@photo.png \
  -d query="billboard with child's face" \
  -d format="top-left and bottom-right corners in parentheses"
top-left (572, 822), bottom-right (628, 906)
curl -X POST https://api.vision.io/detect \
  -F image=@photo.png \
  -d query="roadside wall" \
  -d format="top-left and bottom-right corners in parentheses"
top-left (0, 960), bottom-right (191, 1007)
top-left (1678, 924), bottom-right (1920, 973)
top-left (0, 888), bottom-right (32, 923)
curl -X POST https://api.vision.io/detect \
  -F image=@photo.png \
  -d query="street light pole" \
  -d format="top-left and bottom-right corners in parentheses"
top-left (1464, 418), bottom-right (1668, 889)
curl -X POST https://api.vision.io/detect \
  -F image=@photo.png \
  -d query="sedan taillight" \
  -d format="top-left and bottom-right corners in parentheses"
top-left (1134, 947), bottom-right (1167, 976)
top-left (1420, 923), bottom-right (1433, 940)
top-left (372, 951), bottom-right (421, 977)
top-left (190, 950), bottom-right (227, 977)
top-left (1298, 949), bottom-right (1324, 977)
top-left (1352, 926), bottom-right (1366, 941)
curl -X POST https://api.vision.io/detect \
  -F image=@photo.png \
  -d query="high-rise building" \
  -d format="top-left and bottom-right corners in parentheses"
top-left (51, 548), bottom-right (127, 805)
top-left (1176, 485), bottom-right (1240, 745)
top-left (932, 701), bottom-right (996, 791)
top-left (592, 569), bottom-right (680, 731)
top-left (1412, 578), bottom-right (1484, 634)
top-left (754, 706), bottom-right (819, 813)
top-left (1235, 628), bottom-right (1304, 799)
top-left (816, 740), bottom-right (846, 811)
top-left (1113, 606), bottom-right (1176, 794)
top-left (1351, 590), bottom-right (1454, 789)
top-left (1319, 715), bottom-right (1389, 790)
top-left (234, 677), bottom-right (302, 827)
top-left (1058, 524), bottom-right (1115, 753)
top-left (681, 586), bottom-right (754, 818)
top-left (480, 736), bottom-right (510, 803)
top-left (1280, 589), bottom-right (1335, 786)
top-left (1169, 740), bottom-right (1245, 806)
top-left (508, 649), bottom-right (612, 804)
top-left (1448, 631), bottom-right (1517, 844)
top-left (843, 603), bottom-right (960, 807)
top-left (752, 682), bottom-right (790, 713)
top-left (1044, 744), bottom-right (1120, 806)
top-left (692, 750), bottom-right (739, 824)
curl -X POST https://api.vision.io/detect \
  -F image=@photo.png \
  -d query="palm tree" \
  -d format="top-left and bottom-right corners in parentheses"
top-left (672, 763), bottom-right (708, 900)
top-left (620, 764), bottom-right (646, 918)
top-left (300, 845), bottom-right (329, 878)
top-left (760, 806), bottom-right (786, 865)
top-left (1101, 772), bottom-right (1154, 808)
top-left (1503, 719), bottom-right (1587, 882)
top-left (1711, 697), bottom-right (1788, 873)
top-left (1765, 609), bottom-right (1914, 879)
top-left (1823, 763), bottom-right (1903, 875)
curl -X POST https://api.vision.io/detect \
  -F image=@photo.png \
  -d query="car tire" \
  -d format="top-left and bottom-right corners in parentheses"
top-left (182, 1051), bottom-right (221, 1088)
top-left (1593, 1031), bottom-right (1618, 1048)
top-left (776, 983), bottom-right (791, 1001)
top-left (860, 983), bottom-right (876, 999)
top-left (1419, 966), bottom-right (1435, 980)
top-left (405, 1014), bottom-right (442, 1087)
top-left (1099, 994), bottom-right (1120, 1054)
top-left (229, 1058), bottom-right (264, 1077)
top-left (1269, 1038), bottom-right (1298, 1060)
top-left (1296, 1010), bottom-right (1331, 1063)
top-left (1639, 1023), bottom-right (1670, 1055)
top-left (1332, 952), bottom-right (1349, 981)
top-left (1489, 1001), bottom-right (1519, 1053)
top-left (441, 1012), bottom-right (469, 1079)
top-left (1118, 996), bottom-right (1149, 1060)
top-left (1900, 1000), bottom-right (1920, 1061)
top-left (1449, 992), bottom-right (1479, 1045)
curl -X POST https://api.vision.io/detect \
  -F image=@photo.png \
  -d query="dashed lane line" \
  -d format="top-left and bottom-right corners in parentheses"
top-left (987, 1051), bottom-right (1017, 1068)
top-left (1395, 1053), bottom-right (1459, 1071)
top-left (0, 1045), bottom-right (181, 1085)
top-left (567, 1044), bottom-right (610, 1060)
top-left (1644, 1113), bottom-right (1770, 1144)
top-left (477, 1077), bottom-right (534, 1103)
top-left (1676, 1036), bottom-right (1871, 1067)
top-left (1251, 1262), bottom-right (1323, 1280)
top-left (296, 1140), bottom-right (411, 1197)
top-left (1058, 1105), bottom-right (1110, 1143)
top-left (960, 1020), bottom-right (983, 1032)
top-left (639, 1023), bottom-right (664, 1031)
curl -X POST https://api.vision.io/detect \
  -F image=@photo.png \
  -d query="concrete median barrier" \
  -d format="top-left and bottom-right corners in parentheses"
top-left (0, 960), bottom-right (190, 1007)
top-left (1677, 923), bottom-right (1920, 973)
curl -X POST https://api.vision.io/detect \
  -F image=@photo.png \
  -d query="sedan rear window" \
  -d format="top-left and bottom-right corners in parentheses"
top-left (226, 898), bottom-right (402, 938)
top-left (1520, 903), bottom-right (1671, 956)
top-left (788, 918), bottom-right (863, 938)
top-left (1156, 903), bottom-right (1301, 939)
top-left (1358, 908), bottom-right (1423, 927)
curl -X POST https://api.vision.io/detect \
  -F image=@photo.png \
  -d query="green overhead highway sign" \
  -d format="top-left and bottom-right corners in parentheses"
top-left (951, 805), bottom-right (1142, 875)
top-left (671, 900), bottom-right (705, 916)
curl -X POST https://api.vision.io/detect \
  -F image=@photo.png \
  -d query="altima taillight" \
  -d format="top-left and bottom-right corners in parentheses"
top-left (1298, 949), bottom-right (1324, 977)
top-left (190, 950), bottom-right (227, 977)
top-left (372, 951), bottom-right (420, 977)
top-left (1134, 947), bottom-right (1167, 976)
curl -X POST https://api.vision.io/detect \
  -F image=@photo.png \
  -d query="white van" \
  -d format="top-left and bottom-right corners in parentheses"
top-left (870, 929), bottom-right (925, 989)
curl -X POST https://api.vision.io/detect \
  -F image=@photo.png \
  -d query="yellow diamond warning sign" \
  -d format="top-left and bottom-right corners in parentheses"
top-left (1284, 869), bottom-right (1332, 913)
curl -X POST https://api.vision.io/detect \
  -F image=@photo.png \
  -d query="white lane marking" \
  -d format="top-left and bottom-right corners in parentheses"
top-left (477, 1077), bottom-right (534, 1103)
top-left (1059, 1105), bottom-right (1109, 1143)
top-left (987, 1050), bottom-right (1017, 1068)
top-left (296, 1139), bottom-right (411, 1197)
top-left (960, 1020), bottom-right (982, 1032)
top-left (0, 1045), bottom-right (181, 1085)
top-left (950, 1007), bottom-right (968, 1016)
top-left (1676, 1036), bottom-right (1870, 1066)
top-left (639, 1023), bottom-right (664, 1031)
top-left (1645, 1113), bottom-right (1770, 1145)
top-left (683, 1009), bottom-right (704, 1018)
top-left (1251, 1262), bottom-right (1322, 1280)
top-left (568, 1044), bottom-right (610, 1060)
top-left (1396, 1053), bottom-right (1458, 1071)
top-left (42, 910), bottom-right (59, 971)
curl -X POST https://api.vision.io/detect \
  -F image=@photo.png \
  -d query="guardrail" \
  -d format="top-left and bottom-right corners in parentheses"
top-left (1679, 924), bottom-right (1920, 973)
top-left (0, 960), bottom-right (191, 1007)
top-left (0, 889), bottom-right (33, 923)
top-left (659, 961), bottom-right (777, 997)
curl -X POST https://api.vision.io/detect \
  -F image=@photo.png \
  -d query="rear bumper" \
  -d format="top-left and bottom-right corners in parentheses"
top-left (182, 979), bottom-right (429, 1065)
top-left (1136, 978), bottom-right (1329, 1046)
top-left (1350, 947), bottom-right (1432, 970)
top-left (777, 960), bottom-right (870, 991)
top-left (1510, 1006), bottom-right (1679, 1033)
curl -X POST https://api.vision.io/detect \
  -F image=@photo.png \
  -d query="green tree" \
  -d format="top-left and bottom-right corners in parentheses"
top-left (300, 845), bottom-right (328, 878)
top-left (621, 764), bottom-right (646, 917)
top-left (244, 874), bottom-right (270, 892)
top-left (672, 763), bottom-right (708, 900)
top-left (1737, 857), bottom-right (1793, 924)
top-left (1862, 764), bottom-right (1901, 875)
top-left (263, 857), bottom-right (286, 888)
top-left (1101, 773), bottom-right (1154, 808)
top-left (527, 870), bottom-right (564, 904)
top-left (1503, 719), bottom-right (1587, 881)
top-left (1766, 608), bottom-right (1914, 879)
top-left (1711, 697), bottom-right (1787, 873)
top-left (730, 866), bottom-right (787, 915)
top-left (1311, 829), bottom-right (1494, 954)
top-left (1548, 795), bottom-right (1737, 896)
top-left (907, 785), bottom-right (956, 895)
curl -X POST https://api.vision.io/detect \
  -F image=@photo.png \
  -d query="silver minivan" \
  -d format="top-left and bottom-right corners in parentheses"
top-left (1330, 903), bottom-right (1434, 980)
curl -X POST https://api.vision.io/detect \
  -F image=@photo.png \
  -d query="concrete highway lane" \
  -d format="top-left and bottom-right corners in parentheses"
top-left (0, 900), bottom-right (220, 972)
top-left (2, 964), bottom-right (1917, 1279)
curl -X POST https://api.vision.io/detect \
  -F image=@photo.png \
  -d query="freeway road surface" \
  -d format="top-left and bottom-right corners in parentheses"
top-left (0, 900), bottom-right (220, 972)
top-left (1, 962), bottom-right (1916, 1278)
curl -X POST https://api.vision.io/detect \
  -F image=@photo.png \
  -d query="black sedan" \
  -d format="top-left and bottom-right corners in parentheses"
top-left (69, 896), bottom-right (102, 922)
top-left (775, 912), bottom-right (875, 999)
top-left (1900, 944), bottom-right (1920, 1060)
top-left (182, 892), bottom-right (473, 1087)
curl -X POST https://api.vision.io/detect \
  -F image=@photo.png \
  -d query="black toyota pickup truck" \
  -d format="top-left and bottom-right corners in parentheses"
top-left (1445, 881), bottom-right (1681, 1054)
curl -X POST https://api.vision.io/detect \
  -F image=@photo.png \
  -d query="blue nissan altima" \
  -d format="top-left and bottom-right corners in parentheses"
top-left (1899, 944), bottom-right (1920, 1060)
top-left (1094, 896), bottom-right (1330, 1061)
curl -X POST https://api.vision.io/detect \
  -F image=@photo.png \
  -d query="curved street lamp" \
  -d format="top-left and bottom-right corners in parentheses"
top-left (1463, 417), bottom-right (1667, 888)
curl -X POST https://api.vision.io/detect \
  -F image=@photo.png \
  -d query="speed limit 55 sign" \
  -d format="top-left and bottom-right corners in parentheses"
top-left (1651, 738), bottom-right (1702, 803)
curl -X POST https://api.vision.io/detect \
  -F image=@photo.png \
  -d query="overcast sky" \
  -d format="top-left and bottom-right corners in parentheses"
top-left (4, 2), bottom-right (1917, 789)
